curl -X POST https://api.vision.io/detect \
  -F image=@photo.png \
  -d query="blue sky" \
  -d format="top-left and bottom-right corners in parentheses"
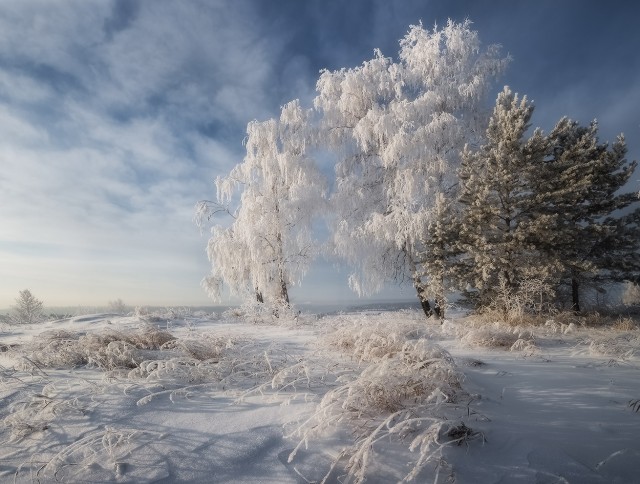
top-left (1, 0), bottom-right (639, 308)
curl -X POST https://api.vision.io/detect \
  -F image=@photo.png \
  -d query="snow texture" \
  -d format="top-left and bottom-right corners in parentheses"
top-left (1, 307), bottom-right (639, 483)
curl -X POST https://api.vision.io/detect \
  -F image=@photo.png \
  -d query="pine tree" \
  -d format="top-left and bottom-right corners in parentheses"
top-left (536, 119), bottom-right (640, 311)
top-left (459, 92), bottom-right (640, 314)
top-left (458, 87), bottom-right (555, 309)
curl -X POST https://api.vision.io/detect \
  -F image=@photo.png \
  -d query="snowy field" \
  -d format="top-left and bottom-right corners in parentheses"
top-left (1, 307), bottom-right (640, 483)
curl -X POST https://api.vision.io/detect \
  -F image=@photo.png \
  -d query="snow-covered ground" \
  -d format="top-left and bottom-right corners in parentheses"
top-left (1, 307), bottom-right (639, 483)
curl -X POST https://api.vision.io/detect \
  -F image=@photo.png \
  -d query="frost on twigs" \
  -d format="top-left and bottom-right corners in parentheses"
top-left (582, 333), bottom-right (639, 360)
top-left (199, 100), bottom-right (326, 308)
top-left (287, 317), bottom-right (476, 483)
top-left (18, 325), bottom-right (177, 371)
top-left (32, 427), bottom-right (169, 483)
top-left (224, 300), bottom-right (312, 328)
top-left (318, 20), bottom-right (508, 318)
top-left (5, 386), bottom-right (89, 441)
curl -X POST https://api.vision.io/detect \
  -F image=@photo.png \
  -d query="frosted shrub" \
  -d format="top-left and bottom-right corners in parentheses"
top-left (161, 335), bottom-right (231, 361)
top-left (455, 320), bottom-right (538, 354)
top-left (324, 319), bottom-right (424, 362)
top-left (129, 357), bottom-right (216, 383)
top-left (461, 324), bottom-right (520, 349)
top-left (19, 330), bottom-right (87, 368)
top-left (19, 325), bottom-right (176, 371)
top-left (335, 340), bottom-right (461, 417)
top-left (80, 325), bottom-right (176, 370)
top-left (612, 317), bottom-right (637, 331)
top-left (481, 277), bottom-right (555, 326)
top-left (328, 328), bottom-right (404, 363)
top-left (222, 301), bottom-right (308, 327)
top-left (128, 336), bottom-right (234, 384)
top-left (87, 340), bottom-right (142, 370)
top-left (585, 334), bottom-right (638, 360)
top-left (107, 298), bottom-right (127, 314)
top-left (288, 336), bottom-right (466, 483)
top-left (622, 282), bottom-right (640, 307)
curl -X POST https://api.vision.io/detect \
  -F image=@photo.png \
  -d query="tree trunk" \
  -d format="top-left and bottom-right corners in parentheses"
top-left (434, 272), bottom-right (446, 321)
top-left (571, 276), bottom-right (580, 313)
top-left (272, 183), bottom-right (289, 312)
top-left (279, 270), bottom-right (290, 306)
top-left (434, 297), bottom-right (445, 321)
top-left (412, 273), bottom-right (433, 319)
top-left (256, 289), bottom-right (264, 304)
top-left (407, 249), bottom-right (433, 320)
top-left (415, 284), bottom-right (433, 319)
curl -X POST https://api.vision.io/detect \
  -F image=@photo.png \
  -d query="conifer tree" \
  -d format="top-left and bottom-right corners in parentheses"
top-left (536, 119), bottom-right (640, 311)
top-left (460, 94), bottom-right (640, 313)
top-left (458, 87), bottom-right (554, 308)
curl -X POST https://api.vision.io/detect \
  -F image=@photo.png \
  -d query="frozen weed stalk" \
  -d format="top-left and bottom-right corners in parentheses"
top-left (37, 427), bottom-right (163, 481)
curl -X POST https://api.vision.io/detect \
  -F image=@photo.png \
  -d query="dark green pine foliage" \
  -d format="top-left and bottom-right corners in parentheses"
top-left (458, 87), bottom-right (553, 307)
top-left (418, 193), bottom-right (463, 320)
top-left (535, 119), bottom-right (640, 311)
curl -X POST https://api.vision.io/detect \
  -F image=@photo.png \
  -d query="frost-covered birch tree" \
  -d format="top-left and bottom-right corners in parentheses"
top-left (196, 101), bottom-right (326, 307)
top-left (315, 20), bottom-right (508, 318)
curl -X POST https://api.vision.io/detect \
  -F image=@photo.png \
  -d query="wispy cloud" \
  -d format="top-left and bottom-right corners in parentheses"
top-left (0, 1), bottom-right (289, 307)
top-left (0, 0), bottom-right (638, 308)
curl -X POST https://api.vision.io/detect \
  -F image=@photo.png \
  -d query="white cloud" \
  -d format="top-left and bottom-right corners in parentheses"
top-left (0, 1), bottom-right (297, 307)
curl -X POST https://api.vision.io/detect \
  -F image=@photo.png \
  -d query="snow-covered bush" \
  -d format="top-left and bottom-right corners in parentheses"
top-left (444, 318), bottom-right (537, 353)
top-left (129, 357), bottom-right (217, 384)
top-left (611, 317), bottom-right (637, 331)
top-left (160, 335), bottom-right (230, 361)
top-left (331, 340), bottom-right (462, 417)
top-left (107, 298), bottom-right (127, 314)
top-left (622, 282), bottom-right (640, 308)
top-left (584, 333), bottom-right (639, 360)
top-left (18, 330), bottom-right (86, 368)
top-left (325, 321), bottom-right (421, 363)
top-left (223, 300), bottom-right (311, 327)
top-left (326, 326), bottom-right (404, 361)
top-left (288, 324), bottom-right (467, 483)
top-left (460, 324), bottom-right (523, 350)
top-left (476, 277), bottom-right (556, 326)
top-left (18, 325), bottom-right (176, 371)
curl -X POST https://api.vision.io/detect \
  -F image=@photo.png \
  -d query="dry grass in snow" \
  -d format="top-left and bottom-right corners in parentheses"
top-left (285, 316), bottom-right (477, 483)
top-left (2, 307), bottom-right (640, 483)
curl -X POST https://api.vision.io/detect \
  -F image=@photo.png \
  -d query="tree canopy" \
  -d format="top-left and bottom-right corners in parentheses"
top-left (197, 20), bottom-right (639, 318)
